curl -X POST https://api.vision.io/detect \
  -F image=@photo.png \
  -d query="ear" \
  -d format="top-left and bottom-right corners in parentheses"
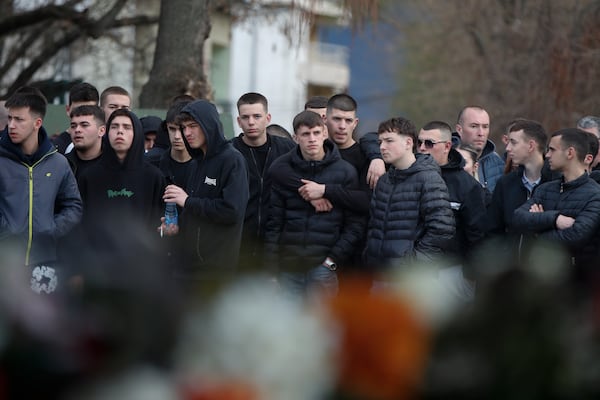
top-left (236, 116), bottom-right (242, 129)
top-left (528, 139), bottom-right (536, 152)
top-left (406, 136), bottom-right (413, 149)
top-left (98, 125), bottom-right (106, 137)
top-left (34, 117), bottom-right (43, 130)
top-left (266, 113), bottom-right (272, 124)
top-left (455, 123), bottom-right (462, 135)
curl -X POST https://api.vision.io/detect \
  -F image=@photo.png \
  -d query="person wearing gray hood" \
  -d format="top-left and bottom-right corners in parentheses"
top-left (162, 100), bottom-right (248, 289)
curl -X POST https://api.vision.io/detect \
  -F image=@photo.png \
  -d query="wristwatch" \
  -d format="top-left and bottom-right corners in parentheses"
top-left (323, 257), bottom-right (337, 271)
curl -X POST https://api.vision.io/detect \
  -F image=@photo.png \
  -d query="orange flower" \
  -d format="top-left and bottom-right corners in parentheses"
top-left (181, 380), bottom-right (259, 400)
top-left (326, 279), bottom-right (430, 400)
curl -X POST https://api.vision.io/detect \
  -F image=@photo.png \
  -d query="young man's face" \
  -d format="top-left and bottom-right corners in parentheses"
top-left (70, 114), bottom-right (105, 152)
top-left (505, 129), bottom-right (531, 165)
top-left (379, 130), bottom-right (412, 168)
top-left (181, 119), bottom-right (206, 152)
top-left (237, 103), bottom-right (271, 140)
top-left (545, 135), bottom-right (568, 171)
top-left (108, 115), bottom-right (134, 156)
top-left (102, 94), bottom-right (131, 121)
top-left (417, 128), bottom-right (450, 166)
top-left (167, 122), bottom-right (187, 152)
top-left (7, 106), bottom-right (41, 146)
top-left (295, 124), bottom-right (326, 161)
top-left (456, 108), bottom-right (490, 153)
top-left (326, 108), bottom-right (358, 149)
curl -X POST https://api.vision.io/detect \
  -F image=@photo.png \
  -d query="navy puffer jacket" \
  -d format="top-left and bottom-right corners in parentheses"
top-left (512, 173), bottom-right (600, 263)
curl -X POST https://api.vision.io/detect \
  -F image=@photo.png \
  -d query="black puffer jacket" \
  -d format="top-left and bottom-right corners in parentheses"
top-left (365, 154), bottom-right (455, 269)
top-left (512, 173), bottom-right (600, 263)
top-left (264, 141), bottom-right (366, 272)
top-left (440, 148), bottom-right (486, 263)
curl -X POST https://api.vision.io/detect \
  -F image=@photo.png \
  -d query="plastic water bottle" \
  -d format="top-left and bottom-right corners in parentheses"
top-left (164, 202), bottom-right (178, 227)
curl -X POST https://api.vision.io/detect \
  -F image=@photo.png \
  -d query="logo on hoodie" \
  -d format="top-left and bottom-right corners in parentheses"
top-left (107, 188), bottom-right (134, 198)
top-left (204, 176), bottom-right (217, 186)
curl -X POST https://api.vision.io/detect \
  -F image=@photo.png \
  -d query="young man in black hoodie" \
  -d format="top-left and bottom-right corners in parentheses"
top-left (162, 100), bottom-right (248, 288)
top-left (231, 92), bottom-right (294, 273)
top-left (78, 109), bottom-right (166, 283)
top-left (265, 111), bottom-right (365, 298)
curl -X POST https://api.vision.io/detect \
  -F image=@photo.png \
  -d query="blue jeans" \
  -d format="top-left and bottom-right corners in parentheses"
top-left (279, 265), bottom-right (338, 299)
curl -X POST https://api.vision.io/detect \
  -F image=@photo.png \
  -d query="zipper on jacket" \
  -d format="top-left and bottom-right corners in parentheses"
top-left (25, 166), bottom-right (34, 266)
top-left (23, 150), bottom-right (56, 266)
top-left (249, 145), bottom-right (272, 240)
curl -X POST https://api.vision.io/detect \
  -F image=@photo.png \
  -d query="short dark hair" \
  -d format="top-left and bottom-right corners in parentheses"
top-left (552, 128), bottom-right (590, 163)
top-left (266, 124), bottom-right (292, 140)
top-left (169, 94), bottom-right (195, 107)
top-left (422, 120), bottom-right (452, 141)
top-left (304, 96), bottom-right (328, 110)
top-left (69, 82), bottom-right (99, 105)
top-left (508, 120), bottom-right (547, 154)
top-left (166, 100), bottom-right (192, 124)
top-left (378, 117), bottom-right (416, 142)
top-left (70, 105), bottom-right (105, 126)
top-left (5, 89), bottom-right (47, 118)
top-left (458, 144), bottom-right (479, 164)
top-left (100, 86), bottom-right (130, 106)
top-left (107, 108), bottom-right (132, 125)
top-left (293, 110), bottom-right (324, 133)
top-left (327, 94), bottom-right (357, 113)
top-left (237, 92), bottom-right (268, 112)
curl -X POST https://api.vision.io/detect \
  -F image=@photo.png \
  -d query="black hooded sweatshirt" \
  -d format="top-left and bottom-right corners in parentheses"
top-left (177, 100), bottom-right (249, 280)
top-left (77, 110), bottom-right (166, 275)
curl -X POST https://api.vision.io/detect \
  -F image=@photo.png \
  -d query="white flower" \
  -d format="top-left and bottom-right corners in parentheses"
top-left (175, 277), bottom-right (337, 400)
top-left (65, 366), bottom-right (177, 400)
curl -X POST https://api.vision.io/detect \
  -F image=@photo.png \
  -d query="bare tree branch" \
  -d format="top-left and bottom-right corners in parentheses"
top-left (0, 3), bottom-right (87, 36)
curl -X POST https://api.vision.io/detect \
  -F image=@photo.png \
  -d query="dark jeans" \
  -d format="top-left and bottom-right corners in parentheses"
top-left (279, 265), bottom-right (338, 299)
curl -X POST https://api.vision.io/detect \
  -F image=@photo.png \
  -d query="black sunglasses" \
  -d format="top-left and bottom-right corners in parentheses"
top-left (417, 139), bottom-right (447, 149)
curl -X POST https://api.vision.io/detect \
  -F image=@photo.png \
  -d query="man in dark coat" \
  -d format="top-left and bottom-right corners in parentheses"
top-left (512, 128), bottom-right (600, 280)
top-left (417, 120), bottom-right (486, 300)
top-left (265, 111), bottom-right (365, 298)
top-left (365, 117), bottom-right (455, 277)
top-left (231, 92), bottom-right (294, 273)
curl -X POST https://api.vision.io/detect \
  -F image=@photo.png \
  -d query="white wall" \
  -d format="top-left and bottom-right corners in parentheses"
top-left (229, 11), bottom-right (309, 135)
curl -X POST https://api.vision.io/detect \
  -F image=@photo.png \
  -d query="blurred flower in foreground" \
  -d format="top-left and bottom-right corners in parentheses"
top-left (325, 279), bottom-right (430, 400)
top-left (174, 277), bottom-right (336, 400)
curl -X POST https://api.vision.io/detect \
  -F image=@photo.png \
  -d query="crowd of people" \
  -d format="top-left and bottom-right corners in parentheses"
top-left (1, 83), bottom-right (600, 300)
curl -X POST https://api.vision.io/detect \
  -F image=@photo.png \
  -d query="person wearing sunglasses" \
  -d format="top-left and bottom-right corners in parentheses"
top-left (418, 121), bottom-right (487, 302)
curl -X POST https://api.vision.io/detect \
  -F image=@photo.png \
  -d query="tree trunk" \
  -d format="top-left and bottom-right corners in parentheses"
top-left (139, 0), bottom-right (212, 108)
